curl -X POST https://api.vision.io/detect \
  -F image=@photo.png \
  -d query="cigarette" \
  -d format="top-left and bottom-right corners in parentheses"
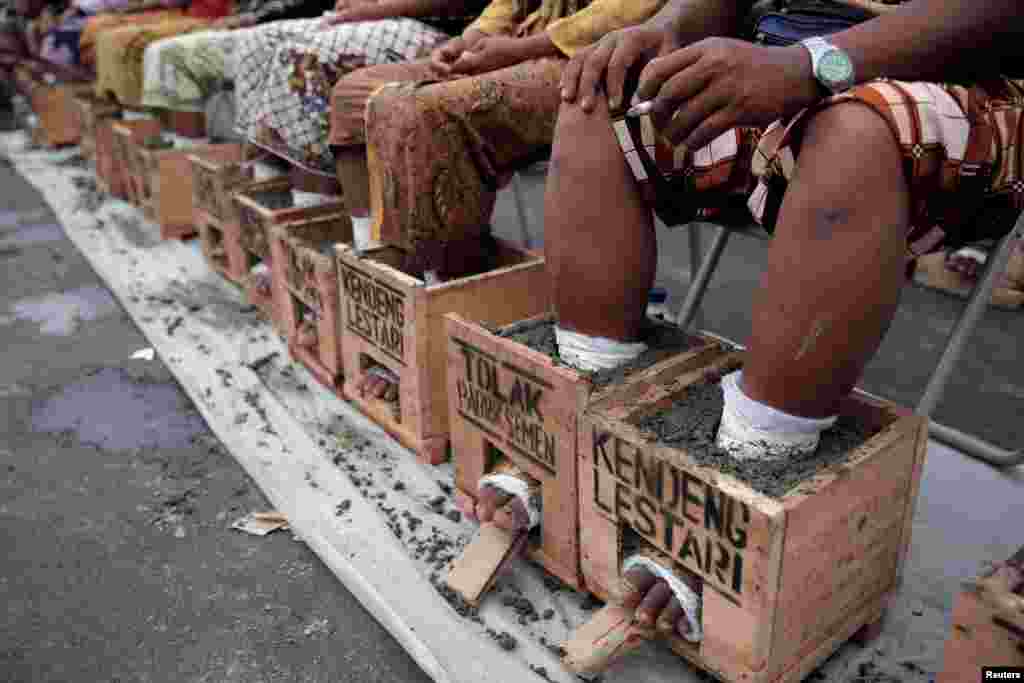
top-left (626, 100), bottom-right (655, 117)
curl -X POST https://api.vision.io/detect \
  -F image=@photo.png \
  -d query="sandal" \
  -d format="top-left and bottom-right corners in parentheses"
top-left (912, 240), bottom-right (1024, 310)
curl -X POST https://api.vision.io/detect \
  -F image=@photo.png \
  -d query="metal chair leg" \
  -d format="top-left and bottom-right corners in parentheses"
top-left (676, 225), bottom-right (731, 331)
top-left (510, 173), bottom-right (532, 249)
top-left (917, 227), bottom-right (1020, 416)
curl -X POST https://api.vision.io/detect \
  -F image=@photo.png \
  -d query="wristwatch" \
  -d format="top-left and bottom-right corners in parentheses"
top-left (800, 36), bottom-right (855, 95)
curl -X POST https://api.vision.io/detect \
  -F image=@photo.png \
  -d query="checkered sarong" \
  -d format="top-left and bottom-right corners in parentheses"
top-left (614, 77), bottom-right (1024, 255)
top-left (233, 17), bottom-right (449, 175)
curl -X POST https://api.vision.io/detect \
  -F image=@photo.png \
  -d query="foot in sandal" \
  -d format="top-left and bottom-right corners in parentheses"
top-left (356, 364), bottom-right (399, 402)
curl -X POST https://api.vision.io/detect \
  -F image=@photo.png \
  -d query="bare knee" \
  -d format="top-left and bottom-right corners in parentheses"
top-left (787, 101), bottom-right (908, 235)
top-left (549, 99), bottom-right (617, 180)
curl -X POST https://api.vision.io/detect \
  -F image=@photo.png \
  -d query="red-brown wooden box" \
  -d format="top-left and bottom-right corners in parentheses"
top-left (444, 314), bottom-right (723, 590)
top-left (574, 351), bottom-right (927, 682)
top-left (75, 95), bottom-right (122, 194)
top-left (270, 213), bottom-right (353, 395)
top-left (938, 547), bottom-right (1024, 682)
top-left (30, 83), bottom-right (91, 147)
top-left (234, 183), bottom-right (345, 331)
top-left (187, 144), bottom-right (254, 227)
top-left (336, 242), bottom-right (551, 466)
top-left (110, 119), bottom-right (162, 211)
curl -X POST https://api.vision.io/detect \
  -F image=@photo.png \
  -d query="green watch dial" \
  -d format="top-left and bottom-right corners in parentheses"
top-left (819, 49), bottom-right (853, 86)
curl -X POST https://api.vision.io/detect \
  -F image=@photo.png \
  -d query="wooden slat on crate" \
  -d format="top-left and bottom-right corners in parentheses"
top-left (270, 212), bottom-right (353, 394)
top-left (338, 242), bottom-right (551, 466)
top-left (445, 314), bottom-right (722, 591)
top-left (572, 352), bottom-right (927, 682)
top-left (75, 95), bottom-right (122, 194)
top-left (110, 119), bottom-right (162, 211)
top-left (187, 144), bottom-right (255, 225)
top-left (938, 548), bottom-right (1024, 682)
top-left (31, 83), bottom-right (91, 147)
top-left (235, 182), bottom-right (344, 332)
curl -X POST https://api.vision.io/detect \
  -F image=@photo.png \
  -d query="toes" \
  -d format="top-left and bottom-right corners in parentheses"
top-left (656, 597), bottom-right (686, 637)
top-left (615, 566), bottom-right (659, 608)
top-left (634, 580), bottom-right (673, 629)
top-left (475, 486), bottom-right (511, 523)
top-left (373, 377), bottom-right (390, 399)
top-left (493, 496), bottom-right (531, 533)
top-left (457, 495), bottom-right (478, 523)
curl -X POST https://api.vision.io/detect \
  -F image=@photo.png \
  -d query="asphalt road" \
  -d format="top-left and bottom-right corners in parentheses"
top-left (0, 159), bottom-right (433, 683)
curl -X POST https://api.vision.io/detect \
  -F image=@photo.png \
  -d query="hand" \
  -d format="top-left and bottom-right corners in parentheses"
top-left (633, 38), bottom-right (820, 150)
top-left (560, 23), bottom-right (680, 113)
top-left (613, 566), bottom-right (697, 640)
top-left (429, 30), bottom-right (485, 76)
top-left (322, 2), bottom-right (385, 25)
top-left (448, 35), bottom-right (527, 76)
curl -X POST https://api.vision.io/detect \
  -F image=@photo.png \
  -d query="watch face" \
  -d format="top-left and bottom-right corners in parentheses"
top-left (819, 49), bottom-right (853, 87)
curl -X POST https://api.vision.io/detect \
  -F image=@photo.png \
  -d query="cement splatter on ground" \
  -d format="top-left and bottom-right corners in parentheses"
top-left (3, 285), bottom-right (120, 336)
top-left (31, 367), bottom-right (206, 451)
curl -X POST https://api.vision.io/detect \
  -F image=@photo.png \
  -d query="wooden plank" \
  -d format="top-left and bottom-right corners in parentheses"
top-left (562, 604), bottom-right (654, 676)
top-left (938, 582), bottom-right (1024, 683)
top-left (445, 524), bottom-right (523, 606)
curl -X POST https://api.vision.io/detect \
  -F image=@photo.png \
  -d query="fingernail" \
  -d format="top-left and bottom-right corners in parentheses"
top-left (609, 97), bottom-right (620, 110)
top-left (582, 97), bottom-right (592, 111)
top-left (627, 101), bottom-right (654, 118)
top-left (560, 88), bottom-right (568, 100)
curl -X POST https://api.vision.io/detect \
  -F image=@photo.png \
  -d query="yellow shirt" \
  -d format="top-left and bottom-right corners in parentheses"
top-left (468, 0), bottom-right (665, 57)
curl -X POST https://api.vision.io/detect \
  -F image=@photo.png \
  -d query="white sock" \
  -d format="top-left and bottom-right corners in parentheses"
top-left (477, 474), bottom-right (542, 530)
top-left (621, 554), bottom-right (702, 643)
top-left (291, 189), bottom-right (338, 208)
top-left (252, 160), bottom-right (281, 181)
top-left (715, 370), bottom-right (837, 460)
top-left (350, 215), bottom-right (381, 251)
top-left (554, 327), bottom-right (646, 373)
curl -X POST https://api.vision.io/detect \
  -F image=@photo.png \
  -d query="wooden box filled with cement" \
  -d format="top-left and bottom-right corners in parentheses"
top-left (336, 242), bottom-right (550, 466)
top-left (269, 213), bottom-right (353, 395)
top-left (73, 91), bottom-right (119, 162)
top-left (234, 182), bottom-right (345, 329)
top-left (139, 140), bottom-right (245, 241)
top-left (574, 351), bottom-right (927, 683)
top-left (30, 83), bottom-right (91, 147)
top-left (111, 119), bottom-right (163, 211)
top-left (444, 314), bottom-right (723, 593)
top-left (938, 546), bottom-right (1024, 682)
top-left (187, 144), bottom-right (254, 227)
top-left (196, 176), bottom-right (281, 285)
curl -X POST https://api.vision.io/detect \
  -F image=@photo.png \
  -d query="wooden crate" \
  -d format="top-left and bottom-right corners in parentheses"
top-left (30, 83), bottom-right (91, 147)
top-left (938, 547), bottom-right (1024, 682)
top-left (235, 182), bottom-right (345, 330)
top-left (336, 242), bottom-right (551, 466)
top-left (445, 315), bottom-right (723, 591)
top-left (187, 144), bottom-right (254, 226)
top-left (137, 142), bottom-right (241, 240)
top-left (110, 119), bottom-right (162, 210)
top-left (571, 351), bottom-right (928, 682)
top-left (270, 213), bottom-right (353, 394)
top-left (197, 177), bottom-right (285, 284)
top-left (75, 95), bottom-right (121, 191)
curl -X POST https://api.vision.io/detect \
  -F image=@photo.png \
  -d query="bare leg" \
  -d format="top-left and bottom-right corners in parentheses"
top-left (742, 103), bottom-right (910, 418)
top-left (545, 98), bottom-right (656, 342)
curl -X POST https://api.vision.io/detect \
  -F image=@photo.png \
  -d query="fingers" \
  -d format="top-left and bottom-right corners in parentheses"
top-left (605, 36), bottom-right (654, 111)
top-left (559, 48), bottom-right (587, 103)
top-left (457, 494), bottom-right (478, 523)
top-left (635, 46), bottom-right (701, 105)
top-left (634, 580), bottom-right (673, 629)
top-left (655, 597), bottom-right (687, 639)
top-left (475, 486), bottom-right (511, 523)
top-left (665, 100), bottom-right (733, 149)
top-left (615, 566), bottom-right (659, 608)
top-left (575, 38), bottom-right (615, 112)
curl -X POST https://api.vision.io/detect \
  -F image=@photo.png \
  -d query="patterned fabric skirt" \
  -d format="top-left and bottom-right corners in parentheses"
top-left (329, 57), bottom-right (564, 250)
top-left (141, 28), bottom-right (241, 112)
top-left (234, 17), bottom-right (449, 176)
top-left (79, 9), bottom-right (183, 67)
top-left (612, 77), bottom-right (1024, 257)
top-left (94, 17), bottom-right (212, 106)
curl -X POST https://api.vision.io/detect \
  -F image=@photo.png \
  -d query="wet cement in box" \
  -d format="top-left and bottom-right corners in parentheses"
top-left (498, 317), bottom-right (701, 391)
top-left (499, 319), bottom-right (876, 498)
top-left (633, 374), bottom-right (876, 499)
